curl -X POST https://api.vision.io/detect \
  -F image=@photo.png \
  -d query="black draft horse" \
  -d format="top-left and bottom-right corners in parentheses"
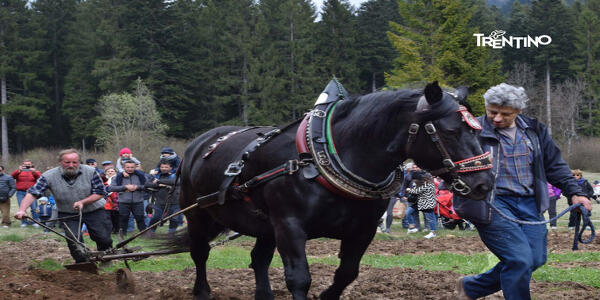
top-left (176, 81), bottom-right (494, 300)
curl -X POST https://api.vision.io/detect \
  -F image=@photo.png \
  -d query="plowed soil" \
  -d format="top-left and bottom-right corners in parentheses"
top-left (1, 230), bottom-right (599, 299)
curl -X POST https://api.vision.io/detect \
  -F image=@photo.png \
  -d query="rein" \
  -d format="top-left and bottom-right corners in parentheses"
top-left (485, 199), bottom-right (595, 250)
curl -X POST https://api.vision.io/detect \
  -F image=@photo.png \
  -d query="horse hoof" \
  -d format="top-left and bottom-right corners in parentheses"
top-left (319, 290), bottom-right (340, 300)
top-left (193, 291), bottom-right (210, 300)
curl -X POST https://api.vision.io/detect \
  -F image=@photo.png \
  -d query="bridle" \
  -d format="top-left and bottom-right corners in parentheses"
top-left (405, 105), bottom-right (492, 195)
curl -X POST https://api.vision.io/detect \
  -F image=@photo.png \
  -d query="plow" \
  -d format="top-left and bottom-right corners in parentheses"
top-left (24, 196), bottom-right (241, 293)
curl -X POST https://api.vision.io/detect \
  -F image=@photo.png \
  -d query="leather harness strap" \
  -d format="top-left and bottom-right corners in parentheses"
top-left (405, 105), bottom-right (493, 195)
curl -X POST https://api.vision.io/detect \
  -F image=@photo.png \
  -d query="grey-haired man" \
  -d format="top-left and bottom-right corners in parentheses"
top-left (14, 149), bottom-right (112, 263)
top-left (454, 83), bottom-right (592, 300)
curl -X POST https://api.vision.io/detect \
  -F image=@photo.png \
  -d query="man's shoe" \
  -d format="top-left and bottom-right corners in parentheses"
top-left (568, 226), bottom-right (575, 230)
top-left (424, 232), bottom-right (436, 239)
top-left (20, 223), bottom-right (27, 228)
top-left (407, 228), bottom-right (418, 234)
top-left (456, 277), bottom-right (473, 300)
top-left (550, 226), bottom-right (557, 230)
top-left (32, 223), bottom-right (40, 228)
top-left (2, 225), bottom-right (8, 228)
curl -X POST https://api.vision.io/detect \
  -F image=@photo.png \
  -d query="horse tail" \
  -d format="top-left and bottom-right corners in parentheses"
top-left (153, 229), bottom-right (191, 253)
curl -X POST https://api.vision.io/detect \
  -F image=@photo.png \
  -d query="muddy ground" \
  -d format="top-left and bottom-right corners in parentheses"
top-left (1, 230), bottom-right (599, 299)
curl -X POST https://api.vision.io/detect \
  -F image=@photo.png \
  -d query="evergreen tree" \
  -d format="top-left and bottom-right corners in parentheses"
top-left (205, 0), bottom-right (261, 127)
top-left (254, 0), bottom-right (319, 124)
top-left (0, 0), bottom-right (30, 160)
top-left (355, 0), bottom-right (402, 93)
top-left (63, 0), bottom-right (121, 146)
top-left (153, 0), bottom-right (218, 137)
top-left (502, 1), bottom-right (532, 72)
top-left (30, 0), bottom-right (77, 146)
top-left (387, 0), bottom-right (502, 113)
top-left (315, 0), bottom-right (361, 91)
top-left (1, 1), bottom-right (52, 151)
top-left (529, 0), bottom-right (576, 83)
top-left (570, 0), bottom-right (600, 135)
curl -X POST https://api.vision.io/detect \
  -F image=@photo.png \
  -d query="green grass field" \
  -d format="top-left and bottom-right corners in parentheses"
top-left (2, 171), bottom-right (600, 289)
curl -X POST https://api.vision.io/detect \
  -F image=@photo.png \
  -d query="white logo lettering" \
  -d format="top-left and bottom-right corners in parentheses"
top-left (474, 30), bottom-right (552, 48)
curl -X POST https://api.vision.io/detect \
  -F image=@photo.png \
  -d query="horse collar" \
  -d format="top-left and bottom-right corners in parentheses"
top-left (296, 101), bottom-right (404, 200)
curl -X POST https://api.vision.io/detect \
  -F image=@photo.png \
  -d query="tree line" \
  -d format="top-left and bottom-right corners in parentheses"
top-left (1, 0), bottom-right (599, 160)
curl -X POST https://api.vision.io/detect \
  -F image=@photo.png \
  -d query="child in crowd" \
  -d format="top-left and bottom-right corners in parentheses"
top-left (37, 196), bottom-right (54, 233)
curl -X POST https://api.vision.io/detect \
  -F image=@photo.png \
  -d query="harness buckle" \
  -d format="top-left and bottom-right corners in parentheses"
top-left (313, 109), bottom-right (326, 118)
top-left (424, 122), bottom-right (436, 134)
top-left (287, 160), bottom-right (299, 174)
top-left (224, 161), bottom-right (244, 176)
top-left (408, 123), bottom-right (419, 135)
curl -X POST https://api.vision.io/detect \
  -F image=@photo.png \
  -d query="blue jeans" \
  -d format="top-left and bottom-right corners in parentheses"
top-left (463, 195), bottom-right (547, 300)
top-left (119, 202), bottom-right (147, 234)
top-left (405, 204), bottom-right (425, 229)
top-left (127, 199), bottom-right (150, 231)
top-left (17, 190), bottom-right (38, 224)
top-left (149, 203), bottom-right (182, 233)
top-left (422, 210), bottom-right (437, 231)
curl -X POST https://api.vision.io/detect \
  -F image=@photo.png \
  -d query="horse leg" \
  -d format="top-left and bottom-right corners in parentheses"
top-left (275, 224), bottom-right (311, 300)
top-left (188, 216), bottom-right (223, 300)
top-left (319, 233), bottom-right (374, 300)
top-left (250, 237), bottom-right (276, 300)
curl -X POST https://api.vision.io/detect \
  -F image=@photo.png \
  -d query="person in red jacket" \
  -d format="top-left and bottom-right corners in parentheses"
top-left (11, 159), bottom-right (41, 227)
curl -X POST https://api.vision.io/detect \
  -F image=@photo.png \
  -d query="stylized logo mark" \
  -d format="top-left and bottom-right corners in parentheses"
top-left (474, 30), bottom-right (551, 49)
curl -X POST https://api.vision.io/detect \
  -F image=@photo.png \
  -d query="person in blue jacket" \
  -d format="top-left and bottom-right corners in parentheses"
top-left (150, 147), bottom-right (180, 176)
top-left (454, 83), bottom-right (592, 300)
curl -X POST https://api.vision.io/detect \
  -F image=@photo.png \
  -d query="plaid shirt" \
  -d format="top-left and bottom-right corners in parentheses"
top-left (27, 169), bottom-right (106, 197)
top-left (495, 122), bottom-right (535, 196)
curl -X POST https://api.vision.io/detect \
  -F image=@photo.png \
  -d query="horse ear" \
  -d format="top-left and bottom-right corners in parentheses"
top-left (454, 86), bottom-right (474, 113)
top-left (424, 81), bottom-right (443, 105)
top-left (454, 86), bottom-right (468, 102)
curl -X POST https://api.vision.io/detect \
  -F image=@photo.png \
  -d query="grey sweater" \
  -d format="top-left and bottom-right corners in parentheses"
top-left (43, 165), bottom-right (106, 213)
top-left (108, 172), bottom-right (145, 203)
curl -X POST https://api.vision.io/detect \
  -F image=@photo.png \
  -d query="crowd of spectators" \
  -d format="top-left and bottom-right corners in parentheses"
top-left (2, 147), bottom-right (183, 243)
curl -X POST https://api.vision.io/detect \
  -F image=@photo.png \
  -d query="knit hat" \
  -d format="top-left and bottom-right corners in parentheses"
top-left (160, 146), bottom-right (175, 154)
top-left (119, 147), bottom-right (132, 156)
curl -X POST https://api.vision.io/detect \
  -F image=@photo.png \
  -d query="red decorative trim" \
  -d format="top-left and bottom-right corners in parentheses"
top-left (457, 106), bottom-right (482, 130)
top-left (256, 168), bottom-right (286, 181)
top-left (315, 176), bottom-right (367, 201)
top-left (296, 114), bottom-right (369, 201)
top-left (296, 115), bottom-right (310, 155)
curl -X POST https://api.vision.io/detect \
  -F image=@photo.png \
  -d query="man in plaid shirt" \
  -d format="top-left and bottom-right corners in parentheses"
top-left (14, 149), bottom-right (112, 263)
top-left (454, 83), bottom-right (592, 300)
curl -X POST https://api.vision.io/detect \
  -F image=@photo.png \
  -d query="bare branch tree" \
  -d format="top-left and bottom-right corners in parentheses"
top-left (506, 63), bottom-right (543, 120)
top-left (551, 78), bottom-right (586, 158)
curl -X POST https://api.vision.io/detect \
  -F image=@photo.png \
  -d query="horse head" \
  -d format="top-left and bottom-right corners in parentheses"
top-left (409, 81), bottom-right (493, 200)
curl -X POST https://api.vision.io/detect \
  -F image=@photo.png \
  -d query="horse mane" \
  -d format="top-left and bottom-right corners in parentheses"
top-left (333, 88), bottom-right (458, 142)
